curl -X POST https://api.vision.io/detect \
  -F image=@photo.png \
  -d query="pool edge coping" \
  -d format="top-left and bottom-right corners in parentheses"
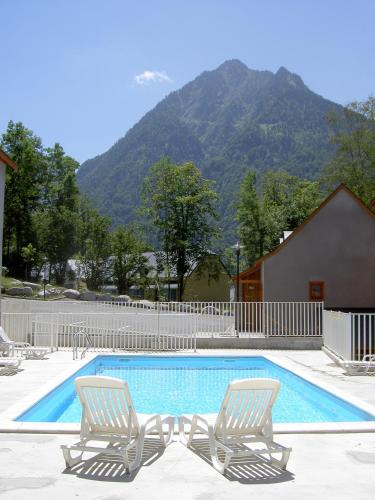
top-left (1, 351), bottom-right (375, 434)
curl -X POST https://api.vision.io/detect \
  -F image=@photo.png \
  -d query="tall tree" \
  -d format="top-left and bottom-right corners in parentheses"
top-left (321, 96), bottom-right (375, 201)
top-left (262, 171), bottom-right (321, 241)
top-left (34, 144), bottom-right (80, 284)
top-left (237, 170), bottom-right (321, 265)
top-left (111, 226), bottom-right (148, 294)
top-left (77, 198), bottom-right (111, 290)
top-left (1, 121), bottom-right (46, 276)
top-left (142, 158), bottom-right (218, 301)
top-left (2, 122), bottom-right (82, 283)
top-left (236, 171), bottom-right (265, 265)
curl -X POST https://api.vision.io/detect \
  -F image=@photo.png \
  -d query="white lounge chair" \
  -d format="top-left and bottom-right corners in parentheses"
top-left (0, 356), bottom-right (23, 375)
top-left (0, 327), bottom-right (49, 359)
top-left (179, 378), bottom-right (291, 474)
top-left (343, 354), bottom-right (375, 375)
top-left (61, 376), bottom-right (174, 473)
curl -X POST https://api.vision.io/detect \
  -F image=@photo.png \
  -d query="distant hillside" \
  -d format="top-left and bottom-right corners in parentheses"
top-left (77, 60), bottom-right (341, 243)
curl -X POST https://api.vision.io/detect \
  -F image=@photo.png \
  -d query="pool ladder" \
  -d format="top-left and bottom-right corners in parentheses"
top-left (73, 330), bottom-right (94, 360)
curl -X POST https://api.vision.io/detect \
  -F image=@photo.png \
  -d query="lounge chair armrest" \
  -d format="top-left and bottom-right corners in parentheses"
top-left (179, 414), bottom-right (216, 446)
top-left (180, 414), bottom-right (214, 427)
top-left (14, 342), bottom-right (31, 348)
top-left (192, 414), bottom-right (211, 428)
top-left (138, 413), bottom-right (163, 428)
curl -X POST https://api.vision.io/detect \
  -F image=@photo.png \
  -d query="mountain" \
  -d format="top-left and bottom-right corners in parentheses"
top-left (77, 60), bottom-right (341, 243)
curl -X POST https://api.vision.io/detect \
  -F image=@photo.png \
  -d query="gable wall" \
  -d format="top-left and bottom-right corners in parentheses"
top-left (184, 257), bottom-right (231, 302)
top-left (263, 189), bottom-right (375, 308)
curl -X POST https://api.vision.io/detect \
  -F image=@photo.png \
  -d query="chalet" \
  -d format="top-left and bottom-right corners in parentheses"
top-left (183, 254), bottom-right (232, 302)
top-left (144, 252), bottom-right (232, 302)
top-left (236, 185), bottom-right (375, 310)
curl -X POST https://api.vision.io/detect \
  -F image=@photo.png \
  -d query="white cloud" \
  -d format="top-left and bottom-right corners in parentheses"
top-left (134, 70), bottom-right (171, 85)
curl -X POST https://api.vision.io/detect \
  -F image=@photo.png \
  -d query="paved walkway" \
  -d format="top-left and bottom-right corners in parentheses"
top-left (1, 350), bottom-right (375, 499)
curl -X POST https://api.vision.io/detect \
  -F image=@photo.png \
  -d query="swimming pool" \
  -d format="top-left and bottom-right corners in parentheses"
top-left (16, 355), bottom-right (375, 424)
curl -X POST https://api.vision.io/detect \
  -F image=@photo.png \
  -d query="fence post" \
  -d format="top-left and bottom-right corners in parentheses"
top-left (234, 302), bottom-right (239, 337)
top-left (157, 301), bottom-right (160, 349)
top-left (349, 312), bottom-right (353, 360)
top-left (262, 303), bottom-right (266, 338)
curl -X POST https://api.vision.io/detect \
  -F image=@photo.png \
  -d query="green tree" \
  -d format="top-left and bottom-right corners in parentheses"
top-left (20, 243), bottom-right (38, 280)
top-left (111, 226), bottom-right (148, 294)
top-left (77, 199), bottom-right (111, 290)
top-left (237, 170), bottom-right (321, 265)
top-left (321, 96), bottom-right (375, 201)
top-left (142, 158), bottom-right (218, 301)
top-left (1, 121), bottom-right (47, 276)
top-left (34, 144), bottom-right (80, 284)
top-left (236, 171), bottom-right (266, 265)
top-left (2, 123), bottom-right (82, 283)
top-left (262, 171), bottom-right (321, 244)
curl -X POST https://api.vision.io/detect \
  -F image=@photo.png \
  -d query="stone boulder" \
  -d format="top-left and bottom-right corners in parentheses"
top-left (101, 285), bottom-right (118, 294)
top-left (116, 295), bottom-right (131, 303)
top-left (96, 293), bottom-right (112, 302)
top-left (63, 289), bottom-right (80, 299)
top-left (22, 281), bottom-right (41, 291)
top-left (7, 286), bottom-right (33, 297)
top-left (80, 291), bottom-right (97, 301)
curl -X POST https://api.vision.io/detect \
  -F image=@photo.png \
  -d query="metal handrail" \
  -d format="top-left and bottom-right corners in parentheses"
top-left (73, 329), bottom-right (94, 360)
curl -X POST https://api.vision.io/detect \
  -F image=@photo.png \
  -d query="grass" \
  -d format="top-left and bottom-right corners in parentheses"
top-left (1, 276), bottom-right (24, 289)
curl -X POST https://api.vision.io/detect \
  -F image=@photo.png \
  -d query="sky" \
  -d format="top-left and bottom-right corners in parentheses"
top-left (1, 0), bottom-right (374, 163)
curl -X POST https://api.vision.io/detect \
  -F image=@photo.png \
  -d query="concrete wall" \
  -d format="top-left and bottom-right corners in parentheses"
top-left (263, 189), bottom-right (375, 309)
top-left (196, 337), bottom-right (323, 350)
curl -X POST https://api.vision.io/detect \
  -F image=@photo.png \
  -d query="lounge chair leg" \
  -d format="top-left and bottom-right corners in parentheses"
top-left (130, 427), bottom-right (146, 473)
top-left (61, 446), bottom-right (83, 468)
top-left (158, 416), bottom-right (174, 447)
top-left (268, 447), bottom-right (291, 470)
top-left (210, 448), bottom-right (232, 474)
top-left (178, 417), bottom-right (187, 445)
top-left (178, 417), bottom-right (194, 447)
top-left (122, 449), bottom-right (131, 473)
top-left (208, 429), bottom-right (231, 474)
top-left (164, 417), bottom-right (175, 445)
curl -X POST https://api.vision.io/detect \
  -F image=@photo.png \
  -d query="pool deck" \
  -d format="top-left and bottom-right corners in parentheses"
top-left (1, 349), bottom-right (375, 499)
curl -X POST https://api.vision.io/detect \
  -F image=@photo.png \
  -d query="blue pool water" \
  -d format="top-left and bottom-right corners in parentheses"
top-left (16, 356), bottom-right (375, 423)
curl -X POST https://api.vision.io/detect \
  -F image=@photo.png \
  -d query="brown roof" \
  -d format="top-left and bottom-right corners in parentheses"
top-left (234, 184), bottom-right (375, 282)
top-left (0, 149), bottom-right (17, 170)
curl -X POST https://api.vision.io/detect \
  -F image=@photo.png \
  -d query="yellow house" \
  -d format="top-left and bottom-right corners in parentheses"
top-left (183, 254), bottom-right (231, 302)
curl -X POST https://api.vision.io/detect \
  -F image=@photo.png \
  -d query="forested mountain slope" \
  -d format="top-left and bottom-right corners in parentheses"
top-left (77, 60), bottom-right (340, 240)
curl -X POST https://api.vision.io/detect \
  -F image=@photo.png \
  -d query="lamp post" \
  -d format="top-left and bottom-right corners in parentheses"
top-left (76, 261), bottom-right (81, 291)
top-left (232, 242), bottom-right (243, 337)
top-left (43, 277), bottom-right (47, 300)
top-left (232, 242), bottom-right (242, 302)
top-left (42, 256), bottom-right (48, 300)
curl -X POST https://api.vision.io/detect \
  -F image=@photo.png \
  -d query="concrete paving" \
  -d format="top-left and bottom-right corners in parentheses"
top-left (1, 349), bottom-right (375, 499)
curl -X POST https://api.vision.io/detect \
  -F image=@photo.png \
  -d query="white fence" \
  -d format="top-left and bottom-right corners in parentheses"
top-left (323, 310), bottom-right (375, 361)
top-left (323, 310), bottom-right (352, 360)
top-left (2, 299), bottom-right (323, 355)
top-left (33, 312), bottom-right (198, 352)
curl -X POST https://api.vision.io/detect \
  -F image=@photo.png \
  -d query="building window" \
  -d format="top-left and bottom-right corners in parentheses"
top-left (309, 281), bottom-right (325, 301)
